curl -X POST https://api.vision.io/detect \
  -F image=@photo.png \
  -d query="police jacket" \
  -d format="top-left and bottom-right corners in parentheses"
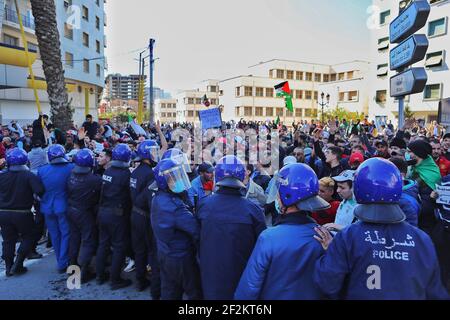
top-left (67, 171), bottom-right (102, 211)
top-left (234, 213), bottom-right (325, 300)
top-left (38, 163), bottom-right (74, 214)
top-left (99, 165), bottom-right (132, 214)
top-left (0, 166), bottom-right (45, 210)
top-left (197, 187), bottom-right (266, 300)
top-left (399, 179), bottom-right (420, 227)
top-left (314, 221), bottom-right (449, 300)
top-left (130, 162), bottom-right (154, 212)
top-left (151, 189), bottom-right (199, 258)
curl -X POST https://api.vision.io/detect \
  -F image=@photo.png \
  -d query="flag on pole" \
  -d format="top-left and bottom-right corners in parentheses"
top-left (274, 81), bottom-right (294, 112)
top-left (202, 94), bottom-right (211, 107)
top-left (275, 115), bottom-right (280, 126)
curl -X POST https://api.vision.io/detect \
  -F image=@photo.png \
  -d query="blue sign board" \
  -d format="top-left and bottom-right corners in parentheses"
top-left (199, 108), bottom-right (222, 130)
top-left (390, 67), bottom-right (427, 97)
top-left (390, 34), bottom-right (429, 70)
top-left (390, 0), bottom-right (430, 43)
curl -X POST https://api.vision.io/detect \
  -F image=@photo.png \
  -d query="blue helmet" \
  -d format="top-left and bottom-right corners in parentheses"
top-left (354, 158), bottom-right (405, 224)
top-left (214, 155), bottom-right (245, 189)
top-left (162, 148), bottom-right (183, 160)
top-left (6, 148), bottom-right (28, 166)
top-left (112, 143), bottom-right (132, 162)
top-left (162, 148), bottom-right (191, 173)
top-left (136, 140), bottom-right (160, 162)
top-left (73, 149), bottom-right (94, 174)
top-left (154, 158), bottom-right (191, 193)
top-left (277, 163), bottom-right (329, 211)
top-left (48, 144), bottom-right (68, 164)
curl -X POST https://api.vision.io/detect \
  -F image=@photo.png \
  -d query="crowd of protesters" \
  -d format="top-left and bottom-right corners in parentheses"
top-left (0, 110), bottom-right (449, 300)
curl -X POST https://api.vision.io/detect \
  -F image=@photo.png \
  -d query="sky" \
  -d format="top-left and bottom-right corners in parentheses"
top-left (104, 0), bottom-right (372, 95)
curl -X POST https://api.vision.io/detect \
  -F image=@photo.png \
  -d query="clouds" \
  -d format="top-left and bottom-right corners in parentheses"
top-left (105, 0), bottom-right (371, 94)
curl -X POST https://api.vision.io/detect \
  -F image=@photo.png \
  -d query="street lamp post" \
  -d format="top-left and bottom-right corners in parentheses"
top-left (318, 92), bottom-right (330, 125)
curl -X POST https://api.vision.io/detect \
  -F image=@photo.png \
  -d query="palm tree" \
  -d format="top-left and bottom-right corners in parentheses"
top-left (30, 0), bottom-right (73, 131)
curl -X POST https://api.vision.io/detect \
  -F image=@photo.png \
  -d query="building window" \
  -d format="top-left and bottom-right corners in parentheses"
top-left (161, 112), bottom-right (166, 118)
top-left (305, 72), bottom-right (312, 81)
top-left (64, 0), bottom-right (73, 8)
top-left (187, 98), bottom-right (194, 104)
top-left (188, 111), bottom-right (194, 117)
top-left (305, 109), bottom-right (312, 117)
top-left (348, 91), bottom-right (358, 101)
top-left (210, 98), bottom-right (218, 105)
top-left (305, 91), bottom-right (312, 100)
top-left (255, 87), bottom-right (264, 97)
top-left (96, 64), bottom-right (101, 77)
top-left (276, 69), bottom-right (284, 79)
top-left (96, 0), bottom-right (100, 5)
top-left (209, 85), bottom-right (218, 92)
top-left (235, 107), bottom-right (240, 117)
top-left (161, 103), bottom-right (166, 108)
top-left (65, 52), bottom-right (74, 67)
top-left (377, 37), bottom-right (389, 51)
top-left (286, 70), bottom-right (294, 80)
top-left (82, 6), bottom-right (89, 21)
top-left (314, 73), bottom-right (321, 82)
top-left (429, 18), bottom-right (447, 37)
top-left (244, 86), bottom-right (253, 96)
top-left (347, 71), bottom-right (354, 79)
top-left (380, 10), bottom-right (391, 25)
top-left (236, 87), bottom-right (241, 97)
top-left (376, 90), bottom-right (387, 104)
top-left (83, 32), bottom-right (89, 47)
top-left (96, 16), bottom-right (100, 30)
top-left (27, 42), bottom-right (38, 52)
top-left (330, 73), bottom-right (336, 81)
top-left (195, 98), bottom-right (202, 104)
top-left (64, 23), bottom-right (73, 39)
top-left (296, 71), bottom-right (303, 81)
top-left (377, 63), bottom-right (389, 77)
top-left (425, 51), bottom-right (444, 68)
top-left (295, 108), bottom-right (302, 117)
top-left (286, 110), bottom-right (293, 117)
top-left (266, 107), bottom-right (273, 117)
top-left (96, 40), bottom-right (101, 53)
top-left (83, 59), bottom-right (90, 73)
top-left (338, 72), bottom-right (345, 80)
top-left (323, 74), bottom-right (329, 82)
top-left (276, 108), bottom-right (284, 116)
top-left (339, 92), bottom-right (345, 101)
top-left (265, 88), bottom-right (274, 97)
top-left (424, 84), bottom-right (442, 100)
top-left (314, 91), bottom-right (318, 101)
top-left (244, 107), bottom-right (253, 116)
top-left (255, 107), bottom-right (263, 116)
top-left (295, 90), bottom-right (303, 99)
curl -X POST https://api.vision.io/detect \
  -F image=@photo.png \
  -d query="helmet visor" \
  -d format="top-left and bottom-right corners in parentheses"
top-left (172, 153), bottom-right (192, 173)
top-left (162, 165), bottom-right (192, 193)
top-left (149, 146), bottom-right (160, 162)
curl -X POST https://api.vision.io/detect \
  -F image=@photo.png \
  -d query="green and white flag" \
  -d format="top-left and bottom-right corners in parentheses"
top-left (274, 81), bottom-right (293, 112)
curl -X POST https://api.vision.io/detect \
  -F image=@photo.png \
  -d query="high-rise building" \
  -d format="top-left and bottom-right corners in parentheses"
top-left (105, 73), bottom-right (147, 104)
top-left (0, 0), bottom-right (106, 125)
top-left (368, 0), bottom-right (450, 125)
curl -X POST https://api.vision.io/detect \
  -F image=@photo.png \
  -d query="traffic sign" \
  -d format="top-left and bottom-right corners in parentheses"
top-left (390, 67), bottom-right (427, 97)
top-left (390, 0), bottom-right (430, 44)
top-left (390, 34), bottom-right (429, 70)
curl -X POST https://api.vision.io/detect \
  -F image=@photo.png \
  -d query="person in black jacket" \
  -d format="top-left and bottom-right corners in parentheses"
top-left (32, 113), bottom-right (49, 147)
top-left (0, 148), bottom-right (45, 276)
top-left (82, 114), bottom-right (99, 140)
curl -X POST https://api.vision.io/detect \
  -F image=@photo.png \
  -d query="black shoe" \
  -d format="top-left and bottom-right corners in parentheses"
top-left (111, 278), bottom-right (132, 291)
top-left (136, 279), bottom-right (150, 292)
top-left (5, 266), bottom-right (13, 277)
top-left (27, 251), bottom-right (43, 260)
top-left (96, 273), bottom-right (110, 285)
top-left (10, 256), bottom-right (26, 275)
top-left (81, 271), bottom-right (96, 284)
top-left (12, 266), bottom-right (28, 276)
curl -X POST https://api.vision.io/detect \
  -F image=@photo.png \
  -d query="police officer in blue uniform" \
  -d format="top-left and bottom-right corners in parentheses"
top-left (96, 144), bottom-right (133, 290)
top-left (130, 140), bottom-right (159, 292)
top-left (197, 155), bottom-right (266, 300)
top-left (314, 158), bottom-right (449, 299)
top-left (235, 163), bottom-right (329, 300)
top-left (151, 158), bottom-right (201, 300)
top-left (38, 144), bottom-right (74, 273)
top-left (0, 148), bottom-right (45, 276)
top-left (67, 149), bottom-right (102, 283)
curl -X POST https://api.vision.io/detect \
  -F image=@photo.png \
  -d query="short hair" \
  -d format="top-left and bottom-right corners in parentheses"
top-left (103, 148), bottom-right (112, 159)
top-left (86, 114), bottom-right (93, 119)
top-left (246, 164), bottom-right (254, 174)
top-left (43, 114), bottom-right (49, 120)
top-left (328, 146), bottom-right (342, 158)
top-left (319, 177), bottom-right (335, 190)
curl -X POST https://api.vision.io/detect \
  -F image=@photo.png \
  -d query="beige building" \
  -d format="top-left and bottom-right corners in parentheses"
top-left (155, 98), bottom-right (177, 123)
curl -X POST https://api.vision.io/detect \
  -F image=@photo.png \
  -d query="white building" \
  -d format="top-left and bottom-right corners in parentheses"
top-left (155, 98), bottom-right (177, 123)
top-left (368, 0), bottom-right (450, 125)
top-left (174, 80), bottom-right (220, 123)
top-left (219, 59), bottom-right (370, 123)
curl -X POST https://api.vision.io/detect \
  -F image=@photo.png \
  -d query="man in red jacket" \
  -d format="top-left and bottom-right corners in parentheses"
top-left (431, 139), bottom-right (450, 177)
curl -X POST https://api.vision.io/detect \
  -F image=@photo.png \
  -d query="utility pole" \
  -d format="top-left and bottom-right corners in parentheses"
top-left (149, 38), bottom-right (156, 123)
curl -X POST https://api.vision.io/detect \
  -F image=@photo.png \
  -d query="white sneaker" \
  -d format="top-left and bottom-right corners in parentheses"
top-left (124, 259), bottom-right (135, 272)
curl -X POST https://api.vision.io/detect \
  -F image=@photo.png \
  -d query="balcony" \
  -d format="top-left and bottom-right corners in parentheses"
top-left (4, 7), bottom-right (35, 30)
top-left (0, 43), bottom-right (37, 67)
